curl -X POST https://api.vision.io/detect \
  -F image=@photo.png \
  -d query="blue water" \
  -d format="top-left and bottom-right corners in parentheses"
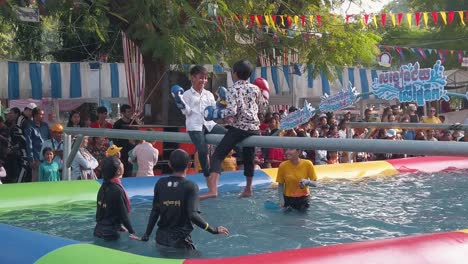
top-left (1, 170), bottom-right (468, 259)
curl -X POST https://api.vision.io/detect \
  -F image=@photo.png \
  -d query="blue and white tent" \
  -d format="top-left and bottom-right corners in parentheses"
top-left (227, 64), bottom-right (381, 101)
top-left (0, 61), bottom-right (128, 100)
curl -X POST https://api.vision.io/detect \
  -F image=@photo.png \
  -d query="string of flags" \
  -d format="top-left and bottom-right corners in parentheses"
top-left (379, 45), bottom-right (468, 63)
top-left (215, 10), bottom-right (468, 29)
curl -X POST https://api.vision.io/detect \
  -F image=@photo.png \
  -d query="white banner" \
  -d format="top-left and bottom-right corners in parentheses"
top-left (15, 7), bottom-right (39, 23)
top-left (462, 57), bottom-right (468, 67)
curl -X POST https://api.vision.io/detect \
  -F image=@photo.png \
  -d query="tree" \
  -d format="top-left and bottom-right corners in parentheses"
top-left (1, 0), bottom-right (381, 124)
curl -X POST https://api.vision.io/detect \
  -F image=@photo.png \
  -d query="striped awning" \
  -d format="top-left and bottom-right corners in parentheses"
top-left (0, 61), bottom-right (128, 100)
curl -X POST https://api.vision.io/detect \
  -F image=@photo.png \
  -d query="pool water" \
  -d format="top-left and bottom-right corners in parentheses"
top-left (1, 170), bottom-right (468, 259)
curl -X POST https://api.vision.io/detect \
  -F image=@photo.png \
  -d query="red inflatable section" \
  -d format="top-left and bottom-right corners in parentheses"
top-left (184, 231), bottom-right (468, 264)
top-left (386, 156), bottom-right (468, 173)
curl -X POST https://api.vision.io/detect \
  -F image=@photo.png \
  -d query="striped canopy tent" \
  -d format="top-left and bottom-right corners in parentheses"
top-left (227, 64), bottom-right (381, 103)
top-left (0, 60), bottom-right (128, 102)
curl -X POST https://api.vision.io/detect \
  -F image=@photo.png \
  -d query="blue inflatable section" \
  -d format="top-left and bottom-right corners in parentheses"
top-left (99, 170), bottom-right (274, 198)
top-left (0, 223), bottom-right (78, 264)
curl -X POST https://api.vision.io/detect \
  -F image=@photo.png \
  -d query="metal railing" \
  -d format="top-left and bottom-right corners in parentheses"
top-left (62, 127), bottom-right (468, 180)
top-left (348, 122), bottom-right (468, 131)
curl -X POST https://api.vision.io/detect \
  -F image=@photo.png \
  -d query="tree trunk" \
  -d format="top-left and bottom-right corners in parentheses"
top-left (143, 55), bottom-right (169, 125)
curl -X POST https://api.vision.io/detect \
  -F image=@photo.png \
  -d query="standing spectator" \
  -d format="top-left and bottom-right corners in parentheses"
top-left (363, 108), bottom-right (378, 122)
top-left (391, 105), bottom-right (402, 121)
top-left (24, 107), bottom-right (47, 181)
top-left (88, 137), bottom-right (110, 178)
top-left (71, 136), bottom-right (99, 180)
top-left (400, 116), bottom-right (416, 141)
top-left (90, 106), bottom-right (113, 129)
top-left (6, 107), bottom-right (29, 182)
top-left (38, 148), bottom-right (60, 182)
top-left (67, 110), bottom-right (86, 127)
top-left (112, 104), bottom-right (136, 177)
top-left (41, 123), bottom-right (64, 171)
top-left (421, 107), bottom-right (441, 124)
top-left (406, 104), bottom-right (419, 123)
top-left (130, 140), bottom-right (159, 177)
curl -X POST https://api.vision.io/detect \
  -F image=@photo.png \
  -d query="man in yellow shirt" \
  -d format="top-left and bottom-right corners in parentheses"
top-left (276, 148), bottom-right (318, 211)
top-left (421, 107), bottom-right (441, 124)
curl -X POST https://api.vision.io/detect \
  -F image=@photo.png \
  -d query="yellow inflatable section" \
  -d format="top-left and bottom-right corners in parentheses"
top-left (261, 160), bottom-right (399, 182)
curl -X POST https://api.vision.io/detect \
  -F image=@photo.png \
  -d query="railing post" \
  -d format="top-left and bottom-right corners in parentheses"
top-left (62, 134), bottom-right (72, 181)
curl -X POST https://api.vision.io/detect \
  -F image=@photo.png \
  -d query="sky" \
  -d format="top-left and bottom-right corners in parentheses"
top-left (334, 0), bottom-right (393, 15)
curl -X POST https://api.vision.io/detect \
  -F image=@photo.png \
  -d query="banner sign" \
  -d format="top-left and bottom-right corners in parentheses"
top-left (280, 100), bottom-right (316, 130)
top-left (372, 60), bottom-right (449, 106)
top-left (15, 7), bottom-right (39, 23)
top-left (319, 82), bottom-right (359, 112)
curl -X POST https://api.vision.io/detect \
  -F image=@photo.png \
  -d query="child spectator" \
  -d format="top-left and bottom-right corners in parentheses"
top-left (38, 147), bottom-right (60, 182)
top-left (327, 151), bottom-right (340, 164)
top-left (221, 149), bottom-right (237, 172)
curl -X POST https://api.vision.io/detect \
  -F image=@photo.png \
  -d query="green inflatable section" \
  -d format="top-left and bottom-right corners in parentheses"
top-left (35, 244), bottom-right (184, 264)
top-left (0, 180), bottom-right (100, 211)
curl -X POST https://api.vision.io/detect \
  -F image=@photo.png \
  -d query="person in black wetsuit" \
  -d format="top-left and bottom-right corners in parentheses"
top-left (141, 149), bottom-right (229, 249)
top-left (94, 156), bottom-right (140, 241)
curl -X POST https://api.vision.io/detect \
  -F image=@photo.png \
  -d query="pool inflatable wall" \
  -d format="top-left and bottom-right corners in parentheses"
top-left (1, 156), bottom-right (468, 264)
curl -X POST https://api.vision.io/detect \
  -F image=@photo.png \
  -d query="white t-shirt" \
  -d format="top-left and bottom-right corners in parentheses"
top-left (131, 142), bottom-right (159, 177)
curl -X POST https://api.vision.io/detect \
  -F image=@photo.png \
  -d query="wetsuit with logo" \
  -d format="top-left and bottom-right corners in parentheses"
top-left (143, 176), bottom-right (218, 250)
top-left (94, 182), bottom-right (134, 240)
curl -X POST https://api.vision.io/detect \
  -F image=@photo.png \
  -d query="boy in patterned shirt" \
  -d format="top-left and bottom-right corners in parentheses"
top-left (202, 59), bottom-right (269, 199)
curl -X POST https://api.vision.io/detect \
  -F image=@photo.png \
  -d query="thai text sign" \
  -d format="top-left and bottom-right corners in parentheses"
top-left (319, 82), bottom-right (359, 112)
top-left (280, 100), bottom-right (316, 130)
top-left (372, 60), bottom-right (448, 106)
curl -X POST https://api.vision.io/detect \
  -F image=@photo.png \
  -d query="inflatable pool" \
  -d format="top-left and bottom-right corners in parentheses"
top-left (1, 156), bottom-right (468, 264)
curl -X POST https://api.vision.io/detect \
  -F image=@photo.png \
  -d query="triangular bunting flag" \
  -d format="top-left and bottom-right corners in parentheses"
top-left (301, 15), bottom-right (306, 27)
top-left (256, 15), bottom-right (263, 26)
top-left (448, 11), bottom-right (455, 24)
top-left (381, 13), bottom-right (387, 26)
top-left (428, 49), bottom-right (433, 55)
top-left (373, 15), bottom-right (378, 27)
top-left (397, 13), bottom-right (403, 26)
top-left (391, 13), bottom-right (396, 27)
top-left (280, 15), bottom-right (285, 26)
top-left (317, 15), bottom-right (321, 27)
top-left (440, 11), bottom-right (447, 25)
top-left (423, 12), bottom-right (429, 27)
top-left (415, 12), bottom-right (421, 27)
top-left (431, 11), bottom-right (438, 24)
top-left (406, 13), bottom-right (412, 27)
top-left (450, 50), bottom-right (454, 56)
top-left (410, 47), bottom-right (416, 53)
top-left (458, 11), bottom-right (465, 26)
top-left (458, 50), bottom-right (463, 63)
top-left (346, 15), bottom-right (352, 23)
top-left (293, 15), bottom-right (299, 26)
top-left (418, 48), bottom-right (427, 59)
top-left (309, 15), bottom-right (313, 24)
top-left (364, 14), bottom-right (370, 25)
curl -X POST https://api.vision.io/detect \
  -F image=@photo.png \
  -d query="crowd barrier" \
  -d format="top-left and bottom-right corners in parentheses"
top-left (1, 156), bottom-right (468, 264)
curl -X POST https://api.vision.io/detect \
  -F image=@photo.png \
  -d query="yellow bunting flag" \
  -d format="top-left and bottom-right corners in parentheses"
top-left (373, 15), bottom-right (378, 27)
top-left (309, 15), bottom-right (314, 24)
top-left (406, 13), bottom-right (412, 27)
top-left (264, 15), bottom-right (271, 27)
top-left (255, 15), bottom-right (261, 26)
top-left (423, 12), bottom-right (429, 27)
top-left (280, 15), bottom-right (285, 26)
top-left (294, 15), bottom-right (299, 26)
top-left (391, 13), bottom-right (396, 27)
top-left (440, 11), bottom-right (447, 25)
top-left (243, 15), bottom-right (247, 26)
top-left (458, 11), bottom-right (465, 26)
top-left (360, 16), bottom-right (365, 28)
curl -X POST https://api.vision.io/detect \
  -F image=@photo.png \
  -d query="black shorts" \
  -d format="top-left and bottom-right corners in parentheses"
top-left (94, 223), bottom-right (120, 241)
top-left (284, 195), bottom-right (310, 211)
top-left (156, 230), bottom-right (196, 250)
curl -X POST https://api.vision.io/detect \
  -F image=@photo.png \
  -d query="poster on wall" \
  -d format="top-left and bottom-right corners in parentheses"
top-left (280, 100), bottom-right (316, 130)
top-left (372, 60), bottom-right (449, 106)
top-left (319, 82), bottom-right (359, 112)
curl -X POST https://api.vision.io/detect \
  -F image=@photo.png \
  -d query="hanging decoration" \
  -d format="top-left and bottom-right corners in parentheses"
top-left (319, 82), bottom-right (359, 112)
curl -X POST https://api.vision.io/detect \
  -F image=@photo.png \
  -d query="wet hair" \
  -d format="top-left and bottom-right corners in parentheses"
top-left (97, 106), bottom-right (108, 114)
top-left (169, 149), bottom-right (190, 173)
top-left (101, 156), bottom-right (121, 181)
top-left (190, 65), bottom-right (208, 76)
top-left (232, 59), bottom-right (254, 80)
top-left (42, 147), bottom-right (53, 156)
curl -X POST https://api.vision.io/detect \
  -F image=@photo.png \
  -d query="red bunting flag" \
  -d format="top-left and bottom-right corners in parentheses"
top-left (431, 12), bottom-right (438, 24)
top-left (271, 15), bottom-right (277, 26)
top-left (235, 14), bottom-right (241, 21)
top-left (397, 13), bottom-right (403, 26)
top-left (381, 13), bottom-right (387, 26)
top-left (417, 48), bottom-right (427, 59)
top-left (249, 15), bottom-right (256, 26)
top-left (448, 11), bottom-right (455, 24)
top-left (286, 15), bottom-right (292, 27)
top-left (256, 15), bottom-right (263, 25)
top-left (364, 14), bottom-right (370, 25)
top-left (395, 46), bottom-right (402, 53)
top-left (301, 15), bottom-right (306, 26)
top-left (346, 15), bottom-right (352, 23)
top-left (458, 51), bottom-right (463, 63)
top-left (415, 12), bottom-right (421, 26)
top-left (317, 15), bottom-right (321, 27)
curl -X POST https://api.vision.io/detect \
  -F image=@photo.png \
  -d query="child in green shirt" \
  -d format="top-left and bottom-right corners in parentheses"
top-left (38, 147), bottom-right (61, 182)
